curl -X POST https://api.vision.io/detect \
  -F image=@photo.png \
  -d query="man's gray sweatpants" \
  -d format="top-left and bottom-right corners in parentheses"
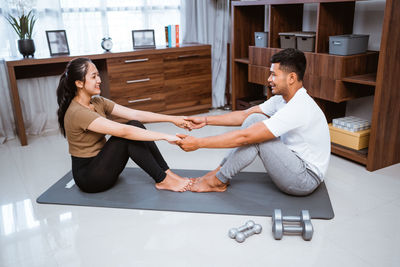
top-left (215, 113), bottom-right (321, 196)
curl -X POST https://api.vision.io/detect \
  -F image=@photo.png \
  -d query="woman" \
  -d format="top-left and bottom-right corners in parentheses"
top-left (57, 57), bottom-right (191, 193)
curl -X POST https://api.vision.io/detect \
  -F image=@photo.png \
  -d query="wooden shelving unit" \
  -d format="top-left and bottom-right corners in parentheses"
top-left (342, 73), bottom-right (376, 86)
top-left (231, 0), bottom-right (400, 171)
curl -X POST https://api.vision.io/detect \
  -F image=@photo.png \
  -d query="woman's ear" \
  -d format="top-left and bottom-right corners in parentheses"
top-left (75, 80), bottom-right (84, 89)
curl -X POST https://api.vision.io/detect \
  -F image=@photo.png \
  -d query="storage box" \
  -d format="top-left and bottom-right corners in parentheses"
top-left (255, 32), bottom-right (268, 47)
top-left (295, 32), bottom-right (315, 52)
top-left (329, 123), bottom-right (370, 150)
top-left (329, 34), bottom-right (369, 55)
top-left (279, 32), bottom-right (297, 49)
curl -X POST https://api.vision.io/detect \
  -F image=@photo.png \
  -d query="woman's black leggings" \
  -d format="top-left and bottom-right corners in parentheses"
top-left (71, 120), bottom-right (169, 193)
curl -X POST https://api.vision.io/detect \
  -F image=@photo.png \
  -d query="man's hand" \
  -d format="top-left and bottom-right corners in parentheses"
top-left (176, 134), bottom-right (200, 151)
top-left (184, 116), bottom-right (207, 130)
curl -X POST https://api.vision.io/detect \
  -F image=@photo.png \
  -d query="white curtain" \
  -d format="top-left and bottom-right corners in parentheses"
top-left (0, 60), bottom-right (15, 143)
top-left (180, 0), bottom-right (230, 108)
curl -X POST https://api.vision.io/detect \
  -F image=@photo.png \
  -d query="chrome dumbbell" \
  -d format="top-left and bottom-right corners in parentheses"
top-left (228, 220), bottom-right (255, 239)
top-left (272, 209), bottom-right (313, 241)
top-left (235, 224), bottom-right (262, 243)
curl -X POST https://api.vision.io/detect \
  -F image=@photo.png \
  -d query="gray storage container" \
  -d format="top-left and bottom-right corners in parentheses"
top-left (255, 32), bottom-right (268, 47)
top-left (295, 32), bottom-right (315, 52)
top-left (329, 34), bottom-right (369, 55)
top-left (279, 32), bottom-right (297, 49)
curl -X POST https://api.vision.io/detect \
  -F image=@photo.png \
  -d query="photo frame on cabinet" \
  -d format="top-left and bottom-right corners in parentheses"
top-left (46, 30), bottom-right (70, 56)
top-left (132, 29), bottom-right (156, 49)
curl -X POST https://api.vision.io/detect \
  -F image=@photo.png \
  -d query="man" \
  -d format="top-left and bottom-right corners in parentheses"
top-left (177, 48), bottom-right (330, 196)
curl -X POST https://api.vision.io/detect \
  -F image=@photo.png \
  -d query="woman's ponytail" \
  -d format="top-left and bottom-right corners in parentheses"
top-left (56, 58), bottom-right (92, 137)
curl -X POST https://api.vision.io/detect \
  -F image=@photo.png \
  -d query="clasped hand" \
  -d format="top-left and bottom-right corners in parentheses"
top-left (175, 134), bottom-right (199, 152)
top-left (174, 116), bottom-right (206, 131)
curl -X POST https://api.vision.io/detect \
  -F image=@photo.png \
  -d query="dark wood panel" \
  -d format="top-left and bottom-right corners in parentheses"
top-left (331, 143), bottom-right (367, 165)
top-left (342, 73), bottom-right (377, 86)
top-left (232, 5), bottom-right (265, 59)
top-left (316, 2), bottom-right (355, 53)
top-left (367, 0), bottom-right (400, 171)
top-left (248, 64), bottom-right (269, 85)
top-left (314, 98), bottom-right (346, 123)
top-left (164, 74), bottom-right (212, 110)
top-left (232, 0), bottom-right (356, 6)
top-left (109, 73), bottom-right (164, 98)
top-left (113, 93), bottom-right (166, 112)
top-left (269, 4), bottom-right (303, 48)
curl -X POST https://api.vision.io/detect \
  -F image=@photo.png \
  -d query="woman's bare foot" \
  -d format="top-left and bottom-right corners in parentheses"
top-left (155, 170), bottom-right (192, 192)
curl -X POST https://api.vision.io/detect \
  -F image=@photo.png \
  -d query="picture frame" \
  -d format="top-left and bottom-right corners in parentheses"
top-left (45, 30), bottom-right (70, 56)
top-left (132, 29), bottom-right (156, 49)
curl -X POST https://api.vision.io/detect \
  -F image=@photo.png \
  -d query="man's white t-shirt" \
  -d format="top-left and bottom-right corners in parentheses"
top-left (259, 88), bottom-right (330, 180)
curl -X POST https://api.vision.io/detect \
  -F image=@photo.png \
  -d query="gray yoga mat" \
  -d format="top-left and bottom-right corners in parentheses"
top-left (37, 168), bottom-right (334, 219)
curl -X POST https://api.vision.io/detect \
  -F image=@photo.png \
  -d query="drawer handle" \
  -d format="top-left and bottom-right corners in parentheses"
top-left (124, 58), bottom-right (149, 63)
top-left (178, 54), bottom-right (200, 59)
top-left (126, 78), bottom-right (150, 84)
top-left (128, 97), bottom-right (152, 104)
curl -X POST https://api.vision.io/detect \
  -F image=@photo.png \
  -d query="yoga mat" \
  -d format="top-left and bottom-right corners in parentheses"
top-left (37, 168), bottom-right (334, 219)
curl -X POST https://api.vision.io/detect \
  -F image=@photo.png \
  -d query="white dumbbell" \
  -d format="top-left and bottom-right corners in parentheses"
top-left (235, 224), bottom-right (262, 243)
top-left (228, 220), bottom-right (255, 239)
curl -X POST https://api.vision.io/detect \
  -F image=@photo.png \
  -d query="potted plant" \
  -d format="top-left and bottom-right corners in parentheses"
top-left (6, 10), bottom-right (37, 58)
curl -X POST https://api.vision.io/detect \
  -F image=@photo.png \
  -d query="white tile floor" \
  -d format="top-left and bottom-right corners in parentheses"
top-left (0, 109), bottom-right (399, 267)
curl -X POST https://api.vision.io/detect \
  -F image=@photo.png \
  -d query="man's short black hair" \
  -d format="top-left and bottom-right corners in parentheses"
top-left (270, 48), bottom-right (306, 81)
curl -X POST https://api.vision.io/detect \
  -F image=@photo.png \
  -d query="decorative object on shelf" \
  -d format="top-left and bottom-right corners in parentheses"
top-left (101, 37), bottom-right (113, 52)
top-left (255, 32), bottom-right (268, 47)
top-left (165, 25), bottom-right (179, 48)
top-left (45, 30), bottom-right (70, 56)
top-left (329, 34), bottom-right (369, 55)
top-left (6, 6), bottom-right (37, 58)
top-left (132, 29), bottom-right (156, 49)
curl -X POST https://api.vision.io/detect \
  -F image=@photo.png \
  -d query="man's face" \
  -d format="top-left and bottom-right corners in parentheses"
top-left (267, 63), bottom-right (288, 95)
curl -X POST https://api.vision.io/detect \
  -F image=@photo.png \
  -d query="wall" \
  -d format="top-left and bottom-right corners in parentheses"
top-left (346, 0), bottom-right (385, 121)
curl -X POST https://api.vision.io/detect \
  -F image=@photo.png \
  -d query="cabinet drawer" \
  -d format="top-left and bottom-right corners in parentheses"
top-left (248, 64), bottom-right (269, 85)
top-left (163, 49), bottom-right (211, 81)
top-left (109, 73), bottom-right (164, 97)
top-left (112, 93), bottom-right (166, 112)
top-left (107, 54), bottom-right (163, 78)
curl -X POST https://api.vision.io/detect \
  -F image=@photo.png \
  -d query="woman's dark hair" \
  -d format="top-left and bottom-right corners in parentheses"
top-left (270, 48), bottom-right (306, 81)
top-left (57, 57), bottom-right (92, 136)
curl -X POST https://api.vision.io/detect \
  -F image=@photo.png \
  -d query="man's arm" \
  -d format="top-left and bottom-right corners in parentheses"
top-left (185, 105), bottom-right (266, 129)
top-left (177, 121), bottom-right (275, 151)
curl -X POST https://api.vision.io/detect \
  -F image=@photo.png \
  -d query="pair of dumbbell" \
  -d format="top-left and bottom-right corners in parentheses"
top-left (272, 209), bottom-right (313, 241)
top-left (228, 220), bottom-right (262, 243)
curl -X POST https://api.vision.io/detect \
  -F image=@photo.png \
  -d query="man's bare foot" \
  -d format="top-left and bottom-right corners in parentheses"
top-left (155, 171), bottom-right (192, 192)
top-left (190, 173), bottom-right (228, 192)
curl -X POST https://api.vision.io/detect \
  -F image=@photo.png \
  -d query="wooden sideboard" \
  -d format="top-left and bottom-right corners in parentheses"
top-left (5, 44), bottom-right (212, 146)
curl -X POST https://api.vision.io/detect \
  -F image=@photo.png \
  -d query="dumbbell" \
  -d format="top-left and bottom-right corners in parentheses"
top-left (228, 220), bottom-right (255, 239)
top-left (235, 224), bottom-right (262, 243)
top-left (272, 209), bottom-right (311, 224)
top-left (272, 209), bottom-right (313, 241)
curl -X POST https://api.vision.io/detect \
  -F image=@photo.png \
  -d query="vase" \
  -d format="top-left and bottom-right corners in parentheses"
top-left (18, 39), bottom-right (35, 58)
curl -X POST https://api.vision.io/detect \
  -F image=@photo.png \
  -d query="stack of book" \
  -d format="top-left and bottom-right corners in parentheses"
top-left (165, 25), bottom-right (179, 47)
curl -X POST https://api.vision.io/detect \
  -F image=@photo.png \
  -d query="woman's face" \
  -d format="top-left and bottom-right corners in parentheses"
top-left (81, 63), bottom-right (101, 96)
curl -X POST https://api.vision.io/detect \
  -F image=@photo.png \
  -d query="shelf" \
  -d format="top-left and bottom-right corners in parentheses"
top-left (342, 73), bottom-right (377, 87)
top-left (234, 58), bottom-right (250, 64)
top-left (331, 143), bottom-right (368, 165)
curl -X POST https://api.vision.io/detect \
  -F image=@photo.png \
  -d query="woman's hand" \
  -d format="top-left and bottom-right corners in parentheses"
top-left (165, 134), bottom-right (181, 145)
top-left (184, 116), bottom-right (207, 130)
top-left (172, 116), bottom-right (192, 131)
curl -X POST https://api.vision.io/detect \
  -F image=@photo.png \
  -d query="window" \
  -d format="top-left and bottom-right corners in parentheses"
top-left (0, 0), bottom-right (180, 58)
top-left (60, 0), bottom-right (180, 53)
